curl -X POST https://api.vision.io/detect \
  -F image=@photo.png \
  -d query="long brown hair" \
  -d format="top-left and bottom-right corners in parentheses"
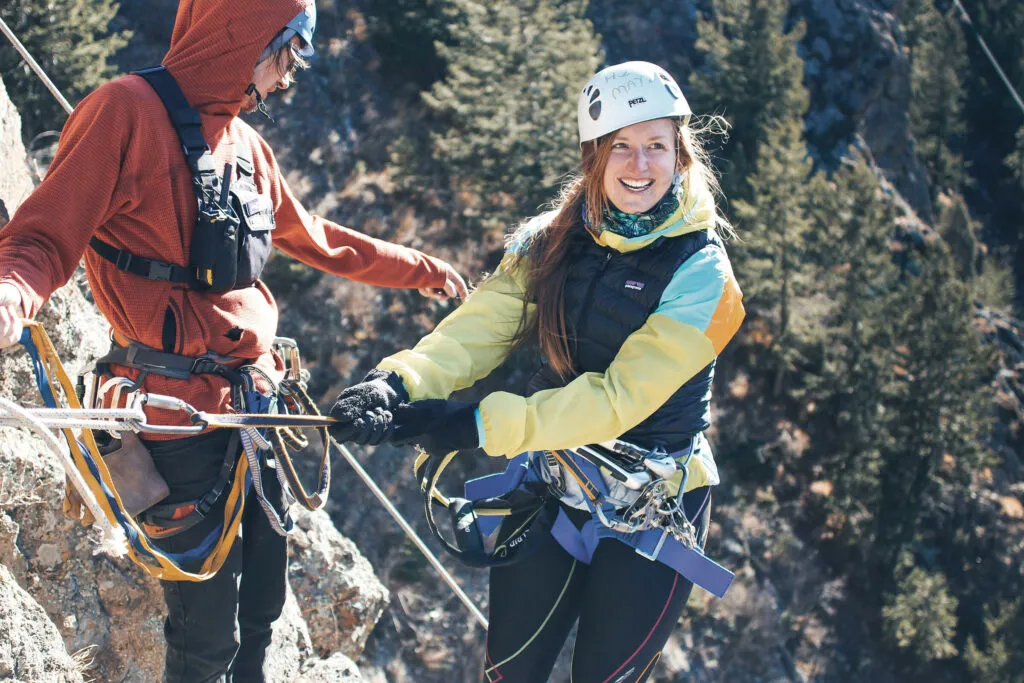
top-left (505, 116), bottom-right (727, 378)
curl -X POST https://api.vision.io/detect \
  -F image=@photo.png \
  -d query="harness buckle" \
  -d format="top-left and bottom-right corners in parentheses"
top-left (146, 261), bottom-right (173, 281)
top-left (190, 356), bottom-right (223, 376)
top-left (635, 527), bottom-right (669, 562)
top-left (115, 250), bottom-right (133, 271)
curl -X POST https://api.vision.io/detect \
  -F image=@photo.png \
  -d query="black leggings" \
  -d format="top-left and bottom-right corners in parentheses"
top-left (483, 487), bottom-right (711, 683)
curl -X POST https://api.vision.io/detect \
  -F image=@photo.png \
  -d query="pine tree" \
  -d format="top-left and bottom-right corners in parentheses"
top-left (803, 159), bottom-right (900, 554)
top-left (1007, 123), bottom-right (1024, 192)
top-left (420, 0), bottom-right (601, 235)
top-left (689, 0), bottom-right (808, 205)
top-left (732, 115), bottom-right (816, 396)
top-left (964, 599), bottom-right (1024, 683)
top-left (882, 565), bottom-right (959, 663)
top-left (0, 0), bottom-right (129, 136)
top-left (364, 0), bottom-right (459, 90)
top-left (873, 246), bottom-right (994, 581)
top-left (957, 0), bottom-right (1024, 299)
top-left (907, 1), bottom-right (969, 195)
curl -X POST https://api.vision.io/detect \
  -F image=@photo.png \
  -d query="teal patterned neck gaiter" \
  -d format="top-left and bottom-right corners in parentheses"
top-left (586, 190), bottom-right (681, 238)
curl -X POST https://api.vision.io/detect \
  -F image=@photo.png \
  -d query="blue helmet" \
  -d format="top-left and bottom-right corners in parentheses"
top-left (258, 4), bottom-right (316, 63)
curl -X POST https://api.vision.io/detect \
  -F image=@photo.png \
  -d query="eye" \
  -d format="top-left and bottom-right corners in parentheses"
top-left (649, 142), bottom-right (667, 151)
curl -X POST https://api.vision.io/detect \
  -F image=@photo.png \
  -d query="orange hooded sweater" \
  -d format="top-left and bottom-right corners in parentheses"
top-left (0, 0), bottom-right (448, 428)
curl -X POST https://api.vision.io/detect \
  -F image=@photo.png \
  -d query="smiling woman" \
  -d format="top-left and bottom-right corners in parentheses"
top-left (328, 60), bottom-right (745, 683)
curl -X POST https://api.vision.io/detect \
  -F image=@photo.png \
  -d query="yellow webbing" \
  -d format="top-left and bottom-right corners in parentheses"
top-left (25, 321), bottom-right (246, 582)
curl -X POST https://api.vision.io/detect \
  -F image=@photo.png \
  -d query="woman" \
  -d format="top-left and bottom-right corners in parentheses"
top-left (331, 61), bottom-right (744, 682)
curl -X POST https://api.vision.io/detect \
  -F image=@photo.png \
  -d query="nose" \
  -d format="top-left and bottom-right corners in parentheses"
top-left (628, 146), bottom-right (650, 173)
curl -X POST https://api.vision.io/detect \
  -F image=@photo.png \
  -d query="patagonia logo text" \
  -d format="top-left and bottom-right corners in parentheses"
top-left (625, 280), bottom-right (646, 291)
top-left (628, 97), bottom-right (647, 107)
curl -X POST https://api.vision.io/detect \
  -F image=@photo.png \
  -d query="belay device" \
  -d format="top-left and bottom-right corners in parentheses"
top-left (89, 66), bottom-right (275, 293)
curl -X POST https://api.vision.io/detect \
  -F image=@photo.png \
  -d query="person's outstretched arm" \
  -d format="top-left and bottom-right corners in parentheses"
top-left (0, 84), bottom-right (131, 322)
top-left (261, 138), bottom-right (465, 296)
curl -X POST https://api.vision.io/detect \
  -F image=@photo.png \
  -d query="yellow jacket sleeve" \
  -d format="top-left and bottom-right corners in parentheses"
top-left (478, 314), bottom-right (715, 454)
top-left (376, 253), bottom-right (531, 400)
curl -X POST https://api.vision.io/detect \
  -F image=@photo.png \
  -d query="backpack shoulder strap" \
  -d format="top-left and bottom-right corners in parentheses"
top-left (133, 66), bottom-right (217, 187)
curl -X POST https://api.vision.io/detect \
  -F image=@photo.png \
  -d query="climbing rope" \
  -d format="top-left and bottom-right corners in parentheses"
top-left (0, 16), bottom-right (74, 115)
top-left (951, 0), bottom-right (1024, 118)
top-left (0, 396), bottom-right (127, 556)
top-left (333, 441), bottom-right (488, 629)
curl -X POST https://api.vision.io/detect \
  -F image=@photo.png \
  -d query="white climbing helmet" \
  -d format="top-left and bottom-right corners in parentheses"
top-left (577, 61), bottom-right (692, 144)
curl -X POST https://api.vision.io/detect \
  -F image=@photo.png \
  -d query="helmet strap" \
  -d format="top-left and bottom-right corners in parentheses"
top-left (245, 83), bottom-right (275, 122)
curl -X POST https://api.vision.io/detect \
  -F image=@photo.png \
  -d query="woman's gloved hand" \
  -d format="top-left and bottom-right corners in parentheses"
top-left (391, 399), bottom-right (480, 455)
top-left (328, 370), bottom-right (408, 444)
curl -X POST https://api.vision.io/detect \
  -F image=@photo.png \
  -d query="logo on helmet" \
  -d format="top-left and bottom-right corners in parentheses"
top-left (628, 97), bottom-right (647, 108)
top-left (584, 85), bottom-right (602, 121)
top-left (658, 71), bottom-right (681, 100)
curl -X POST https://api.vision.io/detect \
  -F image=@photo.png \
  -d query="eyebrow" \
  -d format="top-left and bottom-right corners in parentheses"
top-left (612, 133), bottom-right (672, 143)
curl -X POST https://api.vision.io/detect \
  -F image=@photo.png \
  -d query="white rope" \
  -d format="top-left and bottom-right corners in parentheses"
top-left (0, 397), bottom-right (127, 557)
top-left (0, 405), bottom-right (148, 432)
top-left (951, 0), bottom-right (1024, 118)
top-left (0, 16), bottom-right (74, 115)
top-left (334, 442), bottom-right (489, 630)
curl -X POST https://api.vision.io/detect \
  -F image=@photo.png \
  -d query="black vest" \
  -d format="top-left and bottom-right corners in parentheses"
top-left (531, 228), bottom-right (720, 450)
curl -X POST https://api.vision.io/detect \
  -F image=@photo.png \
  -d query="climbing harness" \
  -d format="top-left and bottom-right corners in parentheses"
top-left (0, 322), bottom-right (489, 626)
top-left (0, 321), bottom-right (331, 581)
top-left (417, 438), bottom-right (735, 598)
top-left (414, 448), bottom-right (562, 568)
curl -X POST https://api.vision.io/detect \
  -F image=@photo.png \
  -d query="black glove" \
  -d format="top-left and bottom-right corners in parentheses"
top-left (391, 399), bottom-right (481, 455)
top-left (329, 370), bottom-right (408, 444)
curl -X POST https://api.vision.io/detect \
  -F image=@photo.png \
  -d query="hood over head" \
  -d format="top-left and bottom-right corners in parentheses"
top-left (162, 0), bottom-right (310, 131)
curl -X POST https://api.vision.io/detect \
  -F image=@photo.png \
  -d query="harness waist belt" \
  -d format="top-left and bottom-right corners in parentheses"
top-left (98, 340), bottom-right (243, 383)
top-left (90, 237), bottom-right (191, 284)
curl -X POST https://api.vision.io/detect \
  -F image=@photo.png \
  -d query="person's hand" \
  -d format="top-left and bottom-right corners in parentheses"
top-left (391, 399), bottom-right (480, 455)
top-left (419, 262), bottom-right (469, 302)
top-left (0, 282), bottom-right (25, 349)
top-left (328, 370), bottom-right (408, 444)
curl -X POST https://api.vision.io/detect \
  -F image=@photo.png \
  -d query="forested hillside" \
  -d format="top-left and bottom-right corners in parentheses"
top-left (1, 0), bottom-right (1021, 680)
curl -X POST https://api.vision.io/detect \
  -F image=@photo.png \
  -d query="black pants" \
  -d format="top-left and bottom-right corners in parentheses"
top-left (483, 487), bottom-right (711, 683)
top-left (144, 430), bottom-right (289, 683)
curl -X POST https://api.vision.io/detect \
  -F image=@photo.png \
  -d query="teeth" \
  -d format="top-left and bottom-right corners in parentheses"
top-left (621, 179), bottom-right (653, 191)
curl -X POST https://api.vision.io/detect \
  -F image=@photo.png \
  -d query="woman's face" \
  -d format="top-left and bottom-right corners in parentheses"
top-left (601, 118), bottom-right (678, 214)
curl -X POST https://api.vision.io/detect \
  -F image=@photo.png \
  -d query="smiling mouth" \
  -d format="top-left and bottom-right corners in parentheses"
top-left (619, 179), bottom-right (654, 192)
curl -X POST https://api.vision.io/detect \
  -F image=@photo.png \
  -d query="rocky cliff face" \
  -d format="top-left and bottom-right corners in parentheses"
top-left (795, 0), bottom-right (932, 222)
top-left (0, 73), bottom-right (387, 682)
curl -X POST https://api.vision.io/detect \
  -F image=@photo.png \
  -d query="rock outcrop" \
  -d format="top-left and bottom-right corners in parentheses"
top-left (0, 76), bottom-right (34, 220)
top-left (0, 565), bottom-right (82, 683)
top-left (795, 0), bottom-right (932, 221)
